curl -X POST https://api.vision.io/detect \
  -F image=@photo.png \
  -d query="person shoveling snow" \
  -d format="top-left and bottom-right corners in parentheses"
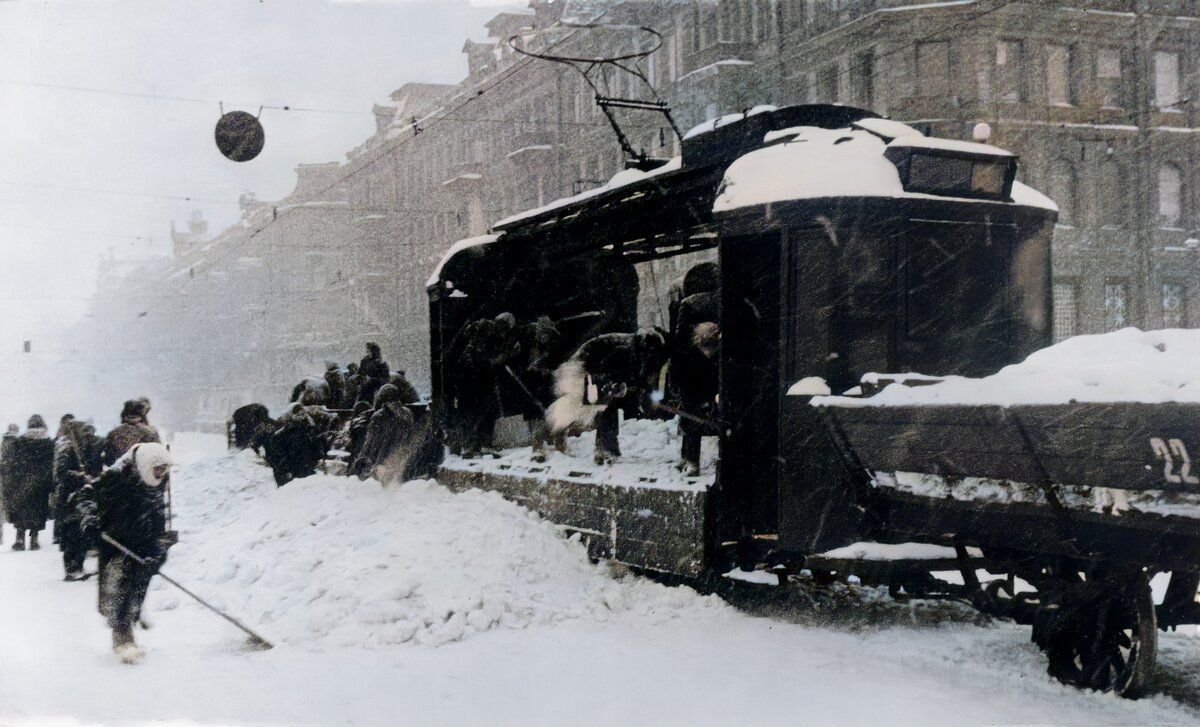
top-left (79, 442), bottom-right (175, 664)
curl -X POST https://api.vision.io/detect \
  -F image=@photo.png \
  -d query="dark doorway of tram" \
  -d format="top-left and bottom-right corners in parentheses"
top-left (718, 231), bottom-right (783, 566)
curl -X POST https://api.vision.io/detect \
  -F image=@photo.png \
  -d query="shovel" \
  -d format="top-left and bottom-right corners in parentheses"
top-left (100, 532), bottom-right (274, 651)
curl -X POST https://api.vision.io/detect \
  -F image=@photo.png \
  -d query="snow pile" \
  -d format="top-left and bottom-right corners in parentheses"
top-left (445, 416), bottom-right (717, 491)
top-left (162, 446), bottom-right (723, 649)
top-left (815, 328), bottom-right (1200, 408)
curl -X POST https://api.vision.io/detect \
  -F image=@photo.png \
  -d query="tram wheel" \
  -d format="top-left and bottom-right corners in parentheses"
top-left (1043, 574), bottom-right (1157, 698)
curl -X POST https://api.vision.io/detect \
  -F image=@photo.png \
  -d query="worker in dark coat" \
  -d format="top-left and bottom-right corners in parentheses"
top-left (388, 370), bottom-right (421, 405)
top-left (78, 442), bottom-right (173, 663)
top-left (344, 401), bottom-right (373, 464)
top-left (100, 399), bottom-right (161, 467)
top-left (546, 329), bottom-right (669, 465)
top-left (231, 403), bottom-right (274, 454)
top-left (263, 403), bottom-right (326, 487)
top-left (673, 275), bottom-right (720, 475)
top-left (323, 363), bottom-right (347, 410)
top-left (351, 384), bottom-right (416, 483)
top-left (2, 415), bottom-right (55, 551)
top-left (0, 423), bottom-right (16, 545)
top-left (357, 342), bottom-right (391, 406)
top-left (342, 363), bottom-right (362, 409)
top-left (54, 418), bottom-right (102, 579)
top-left (510, 316), bottom-right (565, 462)
top-left (453, 313), bottom-right (519, 457)
top-left (289, 377), bottom-right (331, 407)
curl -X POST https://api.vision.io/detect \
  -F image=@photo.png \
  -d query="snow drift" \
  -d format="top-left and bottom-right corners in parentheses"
top-left (159, 444), bottom-right (723, 649)
top-left (815, 328), bottom-right (1200, 407)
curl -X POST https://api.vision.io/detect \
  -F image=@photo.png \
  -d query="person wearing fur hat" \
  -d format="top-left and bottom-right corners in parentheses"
top-left (1, 415), bottom-right (55, 551)
top-left (100, 399), bottom-right (161, 467)
top-left (78, 442), bottom-right (173, 664)
top-left (546, 329), bottom-right (669, 465)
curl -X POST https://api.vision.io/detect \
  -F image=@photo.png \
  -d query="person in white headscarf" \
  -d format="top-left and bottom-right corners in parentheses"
top-left (78, 442), bottom-right (173, 663)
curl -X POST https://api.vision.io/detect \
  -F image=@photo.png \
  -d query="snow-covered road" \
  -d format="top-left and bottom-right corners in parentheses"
top-left (2, 435), bottom-right (1200, 726)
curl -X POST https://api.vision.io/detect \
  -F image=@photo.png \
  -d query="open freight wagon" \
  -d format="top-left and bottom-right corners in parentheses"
top-left (419, 104), bottom-right (1200, 696)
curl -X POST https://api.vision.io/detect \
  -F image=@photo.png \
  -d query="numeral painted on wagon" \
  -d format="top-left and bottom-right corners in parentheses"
top-left (1150, 437), bottom-right (1200, 485)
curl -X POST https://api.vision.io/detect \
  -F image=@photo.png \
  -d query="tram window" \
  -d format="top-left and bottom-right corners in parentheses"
top-left (905, 152), bottom-right (1010, 199)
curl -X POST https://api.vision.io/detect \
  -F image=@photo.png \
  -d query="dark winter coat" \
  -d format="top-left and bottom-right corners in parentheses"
top-left (100, 416), bottom-right (161, 467)
top-left (324, 368), bottom-right (348, 409)
top-left (53, 421), bottom-right (102, 526)
top-left (672, 290), bottom-right (720, 400)
top-left (573, 331), bottom-right (668, 398)
top-left (352, 402), bottom-right (416, 482)
top-left (231, 403), bottom-right (275, 452)
top-left (290, 377), bottom-right (332, 407)
top-left (388, 372), bottom-right (421, 405)
top-left (509, 317), bottom-right (564, 419)
top-left (78, 455), bottom-right (168, 562)
top-left (264, 405), bottom-right (326, 487)
top-left (455, 318), bottom-right (519, 402)
top-left (357, 353), bottom-right (391, 405)
top-left (1, 427), bottom-right (55, 530)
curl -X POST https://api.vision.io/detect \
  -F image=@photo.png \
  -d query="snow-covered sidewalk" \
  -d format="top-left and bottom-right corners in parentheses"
top-left (2, 434), bottom-right (1199, 726)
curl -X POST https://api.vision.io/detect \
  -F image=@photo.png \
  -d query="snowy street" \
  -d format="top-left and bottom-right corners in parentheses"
top-left (0, 435), bottom-right (1198, 726)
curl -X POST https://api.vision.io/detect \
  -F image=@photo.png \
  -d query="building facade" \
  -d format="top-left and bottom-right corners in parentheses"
top-left (80, 0), bottom-right (1200, 430)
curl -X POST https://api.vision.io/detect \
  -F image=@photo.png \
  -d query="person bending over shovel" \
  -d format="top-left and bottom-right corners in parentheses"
top-left (78, 442), bottom-right (174, 664)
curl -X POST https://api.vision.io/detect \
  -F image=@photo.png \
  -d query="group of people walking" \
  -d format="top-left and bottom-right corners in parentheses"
top-left (1, 398), bottom-right (175, 663)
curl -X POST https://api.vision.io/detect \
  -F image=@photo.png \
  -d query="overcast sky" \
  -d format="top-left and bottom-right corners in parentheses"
top-left (0, 0), bottom-right (521, 351)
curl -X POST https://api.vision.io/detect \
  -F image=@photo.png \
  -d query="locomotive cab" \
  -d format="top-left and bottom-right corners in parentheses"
top-left (710, 120), bottom-right (1057, 559)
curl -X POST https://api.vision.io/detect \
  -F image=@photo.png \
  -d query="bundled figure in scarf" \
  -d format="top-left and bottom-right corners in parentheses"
top-left (1, 415), bottom-right (55, 551)
top-left (78, 442), bottom-right (173, 664)
top-left (100, 399), bottom-right (161, 467)
top-left (54, 417), bottom-right (103, 580)
top-left (546, 329), bottom-right (669, 465)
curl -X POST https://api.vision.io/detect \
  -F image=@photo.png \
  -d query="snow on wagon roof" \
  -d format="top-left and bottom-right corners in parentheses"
top-left (713, 126), bottom-right (1056, 213)
top-left (426, 234), bottom-right (499, 288)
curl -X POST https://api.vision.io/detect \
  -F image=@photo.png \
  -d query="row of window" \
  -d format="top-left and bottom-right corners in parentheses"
top-left (1053, 279), bottom-right (1188, 340)
top-left (1042, 159), bottom-right (1191, 229)
top-left (804, 39), bottom-right (1189, 113)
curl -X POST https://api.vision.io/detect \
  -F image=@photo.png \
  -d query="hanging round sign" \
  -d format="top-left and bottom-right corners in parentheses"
top-left (214, 110), bottom-right (265, 162)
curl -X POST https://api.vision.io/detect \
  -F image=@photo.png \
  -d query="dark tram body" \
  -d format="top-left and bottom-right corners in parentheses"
top-left (427, 104), bottom-right (1199, 696)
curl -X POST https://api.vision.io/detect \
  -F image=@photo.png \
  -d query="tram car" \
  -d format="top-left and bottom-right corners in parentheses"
top-left (426, 104), bottom-right (1200, 696)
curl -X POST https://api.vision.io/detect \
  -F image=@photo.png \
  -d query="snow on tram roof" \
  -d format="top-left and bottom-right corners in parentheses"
top-left (426, 233), bottom-right (499, 288)
top-left (492, 156), bottom-right (683, 229)
top-left (713, 126), bottom-right (1056, 213)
